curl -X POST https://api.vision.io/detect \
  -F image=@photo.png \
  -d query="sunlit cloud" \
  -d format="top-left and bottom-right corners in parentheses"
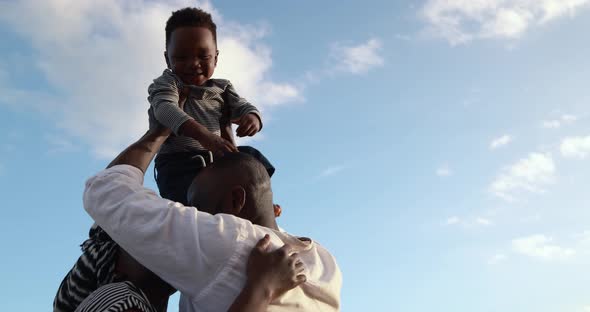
top-left (490, 135), bottom-right (512, 150)
top-left (436, 164), bottom-right (453, 177)
top-left (317, 166), bottom-right (346, 179)
top-left (512, 234), bottom-right (575, 261)
top-left (330, 38), bottom-right (384, 74)
top-left (421, 0), bottom-right (590, 45)
top-left (489, 153), bottom-right (555, 201)
top-left (542, 114), bottom-right (578, 129)
top-left (560, 135), bottom-right (590, 159)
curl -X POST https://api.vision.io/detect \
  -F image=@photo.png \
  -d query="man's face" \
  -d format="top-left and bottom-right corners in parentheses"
top-left (165, 26), bottom-right (218, 86)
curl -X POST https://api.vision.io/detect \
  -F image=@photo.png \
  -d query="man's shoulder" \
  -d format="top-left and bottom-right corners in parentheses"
top-left (277, 232), bottom-right (341, 279)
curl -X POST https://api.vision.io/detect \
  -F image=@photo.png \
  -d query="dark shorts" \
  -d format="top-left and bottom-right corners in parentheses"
top-left (154, 146), bottom-right (275, 205)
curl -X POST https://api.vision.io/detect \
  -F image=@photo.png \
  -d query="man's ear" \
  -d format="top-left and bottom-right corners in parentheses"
top-left (229, 185), bottom-right (246, 216)
top-left (164, 51), bottom-right (171, 69)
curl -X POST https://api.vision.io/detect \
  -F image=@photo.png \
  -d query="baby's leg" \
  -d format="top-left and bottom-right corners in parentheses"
top-left (154, 152), bottom-right (209, 205)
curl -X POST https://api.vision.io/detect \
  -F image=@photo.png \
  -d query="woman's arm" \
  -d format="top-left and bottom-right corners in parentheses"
top-left (228, 235), bottom-right (306, 312)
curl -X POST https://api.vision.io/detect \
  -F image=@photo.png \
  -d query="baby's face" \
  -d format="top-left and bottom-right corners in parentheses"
top-left (166, 26), bottom-right (217, 86)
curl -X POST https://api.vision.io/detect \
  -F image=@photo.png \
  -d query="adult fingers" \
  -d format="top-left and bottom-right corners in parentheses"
top-left (294, 274), bottom-right (307, 285)
top-left (294, 260), bottom-right (305, 270)
top-left (255, 234), bottom-right (271, 252)
top-left (277, 244), bottom-right (294, 258)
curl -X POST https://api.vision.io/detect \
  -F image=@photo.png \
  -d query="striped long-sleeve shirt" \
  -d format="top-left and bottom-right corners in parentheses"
top-left (148, 69), bottom-right (262, 154)
top-left (74, 281), bottom-right (156, 312)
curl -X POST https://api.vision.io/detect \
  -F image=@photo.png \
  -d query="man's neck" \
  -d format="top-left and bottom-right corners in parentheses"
top-left (255, 214), bottom-right (279, 231)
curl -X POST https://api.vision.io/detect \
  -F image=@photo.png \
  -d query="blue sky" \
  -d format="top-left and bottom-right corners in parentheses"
top-left (1, 0), bottom-right (590, 311)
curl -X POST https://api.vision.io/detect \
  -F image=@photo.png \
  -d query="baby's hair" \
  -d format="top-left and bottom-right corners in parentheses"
top-left (165, 7), bottom-right (217, 48)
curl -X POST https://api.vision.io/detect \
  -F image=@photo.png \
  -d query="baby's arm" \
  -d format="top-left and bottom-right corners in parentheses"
top-left (148, 72), bottom-right (191, 135)
top-left (148, 72), bottom-right (237, 154)
top-left (224, 82), bottom-right (263, 137)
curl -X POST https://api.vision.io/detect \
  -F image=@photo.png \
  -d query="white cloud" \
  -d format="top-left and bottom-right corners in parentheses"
top-left (445, 216), bottom-right (493, 227)
top-left (0, 0), bottom-right (300, 158)
top-left (436, 164), bottom-right (453, 177)
top-left (560, 136), bottom-right (590, 159)
top-left (542, 114), bottom-right (578, 129)
top-left (542, 120), bottom-right (561, 129)
top-left (584, 306), bottom-right (590, 312)
top-left (561, 114), bottom-right (578, 123)
top-left (490, 135), bottom-right (512, 150)
top-left (475, 217), bottom-right (493, 226)
top-left (446, 216), bottom-right (461, 225)
top-left (512, 234), bottom-right (575, 260)
top-left (421, 0), bottom-right (590, 44)
top-left (317, 166), bottom-right (345, 179)
top-left (489, 153), bottom-right (555, 201)
top-left (488, 253), bottom-right (507, 264)
top-left (330, 38), bottom-right (384, 74)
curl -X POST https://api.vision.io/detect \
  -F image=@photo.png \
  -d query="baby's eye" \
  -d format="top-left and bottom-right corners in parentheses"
top-left (200, 55), bottom-right (212, 60)
top-left (173, 56), bottom-right (189, 62)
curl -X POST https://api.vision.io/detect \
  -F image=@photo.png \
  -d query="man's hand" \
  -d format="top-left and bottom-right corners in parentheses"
top-left (235, 113), bottom-right (261, 137)
top-left (246, 235), bottom-right (306, 301)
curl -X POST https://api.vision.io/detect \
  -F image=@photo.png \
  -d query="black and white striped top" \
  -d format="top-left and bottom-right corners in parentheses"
top-left (74, 281), bottom-right (156, 312)
top-left (54, 226), bottom-right (118, 312)
top-left (148, 69), bottom-right (261, 154)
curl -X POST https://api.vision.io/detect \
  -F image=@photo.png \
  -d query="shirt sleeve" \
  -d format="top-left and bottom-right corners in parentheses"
top-left (148, 70), bottom-right (193, 135)
top-left (223, 82), bottom-right (263, 129)
top-left (83, 165), bottom-right (251, 299)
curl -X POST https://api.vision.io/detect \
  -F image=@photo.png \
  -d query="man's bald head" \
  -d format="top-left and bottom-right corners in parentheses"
top-left (187, 152), bottom-right (276, 229)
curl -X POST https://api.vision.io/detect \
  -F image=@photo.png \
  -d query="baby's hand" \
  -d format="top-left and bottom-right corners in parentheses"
top-left (200, 132), bottom-right (238, 156)
top-left (235, 113), bottom-right (261, 137)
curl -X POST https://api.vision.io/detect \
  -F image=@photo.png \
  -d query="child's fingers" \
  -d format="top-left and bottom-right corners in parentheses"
top-left (246, 125), bottom-right (258, 136)
top-left (240, 123), bottom-right (255, 137)
top-left (236, 125), bottom-right (248, 137)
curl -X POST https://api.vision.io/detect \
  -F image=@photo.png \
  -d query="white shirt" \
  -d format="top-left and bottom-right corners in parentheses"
top-left (83, 165), bottom-right (342, 312)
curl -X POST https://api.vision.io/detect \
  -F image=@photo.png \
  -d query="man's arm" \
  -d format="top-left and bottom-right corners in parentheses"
top-left (84, 163), bottom-right (251, 299)
top-left (106, 129), bottom-right (169, 172)
top-left (108, 84), bottom-right (187, 172)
